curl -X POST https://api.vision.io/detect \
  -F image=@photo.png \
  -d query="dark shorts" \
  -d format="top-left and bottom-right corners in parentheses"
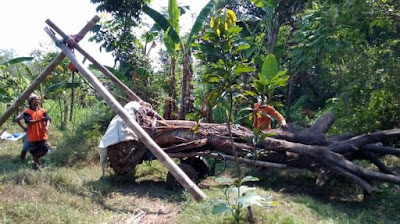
top-left (29, 140), bottom-right (49, 155)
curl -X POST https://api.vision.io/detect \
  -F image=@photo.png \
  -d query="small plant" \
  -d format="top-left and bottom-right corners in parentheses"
top-left (206, 176), bottom-right (278, 224)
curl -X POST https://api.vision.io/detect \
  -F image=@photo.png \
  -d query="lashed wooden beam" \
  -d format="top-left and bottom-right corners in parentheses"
top-left (0, 16), bottom-right (100, 128)
top-left (45, 19), bottom-right (164, 121)
top-left (44, 25), bottom-right (207, 201)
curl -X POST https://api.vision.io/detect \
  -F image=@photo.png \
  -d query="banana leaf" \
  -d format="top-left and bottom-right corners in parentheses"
top-left (185, 0), bottom-right (215, 52)
top-left (143, 5), bottom-right (180, 44)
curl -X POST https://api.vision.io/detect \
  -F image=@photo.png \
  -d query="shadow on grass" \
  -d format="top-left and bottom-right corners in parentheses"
top-left (0, 154), bottom-right (32, 175)
top-left (247, 167), bottom-right (400, 223)
top-left (82, 173), bottom-right (186, 213)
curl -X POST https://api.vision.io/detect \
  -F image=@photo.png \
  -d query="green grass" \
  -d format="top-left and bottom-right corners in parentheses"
top-left (1, 105), bottom-right (400, 223)
top-left (2, 136), bottom-right (400, 223)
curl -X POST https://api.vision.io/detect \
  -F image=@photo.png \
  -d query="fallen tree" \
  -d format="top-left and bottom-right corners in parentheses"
top-left (106, 102), bottom-right (400, 194)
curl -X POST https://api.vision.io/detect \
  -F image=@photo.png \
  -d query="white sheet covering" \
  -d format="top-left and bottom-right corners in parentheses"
top-left (98, 101), bottom-right (141, 169)
top-left (0, 131), bottom-right (26, 141)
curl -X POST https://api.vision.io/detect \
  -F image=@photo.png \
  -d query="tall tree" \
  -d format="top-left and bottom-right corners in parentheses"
top-left (90, 0), bottom-right (158, 104)
top-left (143, 0), bottom-right (215, 119)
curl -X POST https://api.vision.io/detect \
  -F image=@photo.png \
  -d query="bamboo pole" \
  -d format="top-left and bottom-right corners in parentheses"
top-left (44, 27), bottom-right (207, 201)
top-left (46, 19), bottom-right (141, 102)
top-left (0, 16), bottom-right (100, 128)
top-left (45, 19), bottom-right (164, 120)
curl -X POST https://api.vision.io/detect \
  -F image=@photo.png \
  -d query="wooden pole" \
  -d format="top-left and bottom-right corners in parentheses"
top-left (0, 16), bottom-right (100, 128)
top-left (45, 19), bottom-right (164, 120)
top-left (44, 27), bottom-right (207, 201)
top-left (46, 19), bottom-right (141, 102)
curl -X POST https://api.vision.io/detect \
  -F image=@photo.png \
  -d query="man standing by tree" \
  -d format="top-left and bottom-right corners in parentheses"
top-left (19, 93), bottom-right (51, 169)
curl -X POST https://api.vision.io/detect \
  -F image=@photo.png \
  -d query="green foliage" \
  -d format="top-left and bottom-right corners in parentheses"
top-left (89, 9), bottom-right (153, 84)
top-left (250, 0), bottom-right (278, 8)
top-left (0, 57), bottom-right (34, 67)
top-left (253, 53), bottom-right (288, 101)
top-left (206, 176), bottom-right (277, 223)
top-left (49, 102), bottom-right (113, 166)
top-left (91, 0), bottom-right (148, 20)
top-left (195, 8), bottom-right (255, 123)
top-left (185, 0), bottom-right (215, 52)
top-left (279, 0), bottom-right (400, 133)
top-left (0, 56), bottom-right (34, 102)
top-left (142, 5), bottom-right (181, 45)
top-left (167, 0), bottom-right (181, 53)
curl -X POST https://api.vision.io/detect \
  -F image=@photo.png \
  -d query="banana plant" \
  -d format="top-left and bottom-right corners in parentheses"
top-left (253, 53), bottom-right (288, 103)
top-left (143, 0), bottom-right (215, 119)
top-left (0, 57), bottom-right (34, 102)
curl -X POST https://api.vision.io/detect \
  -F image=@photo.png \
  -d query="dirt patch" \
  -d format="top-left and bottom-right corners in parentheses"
top-left (104, 192), bottom-right (181, 224)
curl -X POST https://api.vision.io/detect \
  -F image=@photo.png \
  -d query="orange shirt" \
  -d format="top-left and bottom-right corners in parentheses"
top-left (24, 108), bottom-right (48, 142)
top-left (253, 103), bottom-right (286, 131)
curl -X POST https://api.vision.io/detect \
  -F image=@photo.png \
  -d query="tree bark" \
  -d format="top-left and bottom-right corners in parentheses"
top-left (164, 57), bottom-right (178, 120)
top-left (179, 51), bottom-right (194, 120)
top-left (107, 104), bottom-right (400, 194)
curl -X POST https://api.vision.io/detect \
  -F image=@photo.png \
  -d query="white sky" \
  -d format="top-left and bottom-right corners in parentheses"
top-left (0, 0), bottom-right (209, 67)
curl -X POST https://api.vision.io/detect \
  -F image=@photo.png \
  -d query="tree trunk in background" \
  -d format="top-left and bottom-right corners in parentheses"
top-left (69, 72), bottom-right (75, 122)
top-left (286, 72), bottom-right (294, 122)
top-left (179, 51), bottom-right (194, 120)
top-left (164, 56), bottom-right (178, 120)
top-left (63, 98), bottom-right (68, 129)
top-left (58, 99), bottom-right (64, 130)
top-left (267, 13), bottom-right (280, 53)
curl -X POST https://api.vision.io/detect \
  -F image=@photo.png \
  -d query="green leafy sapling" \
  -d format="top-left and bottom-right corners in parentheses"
top-left (207, 176), bottom-right (278, 224)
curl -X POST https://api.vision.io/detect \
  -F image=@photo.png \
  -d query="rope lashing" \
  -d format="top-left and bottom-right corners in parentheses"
top-left (55, 39), bottom-right (64, 48)
top-left (55, 34), bottom-right (78, 49)
top-left (62, 35), bottom-right (71, 43)
top-left (65, 35), bottom-right (78, 49)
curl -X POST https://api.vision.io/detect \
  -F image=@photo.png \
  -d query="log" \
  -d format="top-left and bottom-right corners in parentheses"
top-left (360, 151), bottom-right (397, 175)
top-left (137, 118), bottom-right (400, 194)
top-left (0, 16), bottom-right (100, 128)
top-left (163, 139), bottom-right (208, 153)
top-left (330, 129), bottom-right (400, 154)
top-left (99, 104), bottom-right (400, 194)
top-left (361, 144), bottom-right (400, 157)
top-left (39, 18), bottom-right (400, 197)
top-left (207, 153), bottom-right (287, 168)
top-left (44, 26), bottom-right (207, 201)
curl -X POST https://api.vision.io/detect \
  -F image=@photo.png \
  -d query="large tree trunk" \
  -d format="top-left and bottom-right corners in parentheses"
top-left (179, 51), bottom-right (194, 120)
top-left (164, 57), bottom-right (178, 120)
top-left (108, 103), bottom-right (400, 194)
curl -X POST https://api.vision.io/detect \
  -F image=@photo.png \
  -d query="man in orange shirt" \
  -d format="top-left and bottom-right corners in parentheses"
top-left (23, 94), bottom-right (51, 169)
top-left (253, 102), bottom-right (287, 131)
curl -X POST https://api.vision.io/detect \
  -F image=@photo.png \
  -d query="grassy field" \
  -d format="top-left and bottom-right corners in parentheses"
top-left (1, 118), bottom-right (400, 224)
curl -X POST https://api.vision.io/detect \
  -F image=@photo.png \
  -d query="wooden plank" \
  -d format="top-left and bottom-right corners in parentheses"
top-left (0, 16), bottom-right (100, 128)
top-left (44, 27), bottom-right (207, 201)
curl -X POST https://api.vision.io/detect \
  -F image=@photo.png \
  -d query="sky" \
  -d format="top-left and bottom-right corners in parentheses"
top-left (0, 0), bottom-right (209, 66)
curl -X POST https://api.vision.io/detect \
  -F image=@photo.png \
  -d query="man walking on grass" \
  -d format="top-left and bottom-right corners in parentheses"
top-left (16, 93), bottom-right (51, 169)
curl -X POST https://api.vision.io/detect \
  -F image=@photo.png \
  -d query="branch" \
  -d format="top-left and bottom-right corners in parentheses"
top-left (330, 129), bottom-right (400, 154)
top-left (361, 144), bottom-right (400, 157)
top-left (327, 161), bottom-right (374, 193)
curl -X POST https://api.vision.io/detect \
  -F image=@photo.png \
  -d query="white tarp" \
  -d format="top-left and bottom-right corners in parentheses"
top-left (98, 101), bottom-right (141, 168)
top-left (0, 131), bottom-right (26, 141)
